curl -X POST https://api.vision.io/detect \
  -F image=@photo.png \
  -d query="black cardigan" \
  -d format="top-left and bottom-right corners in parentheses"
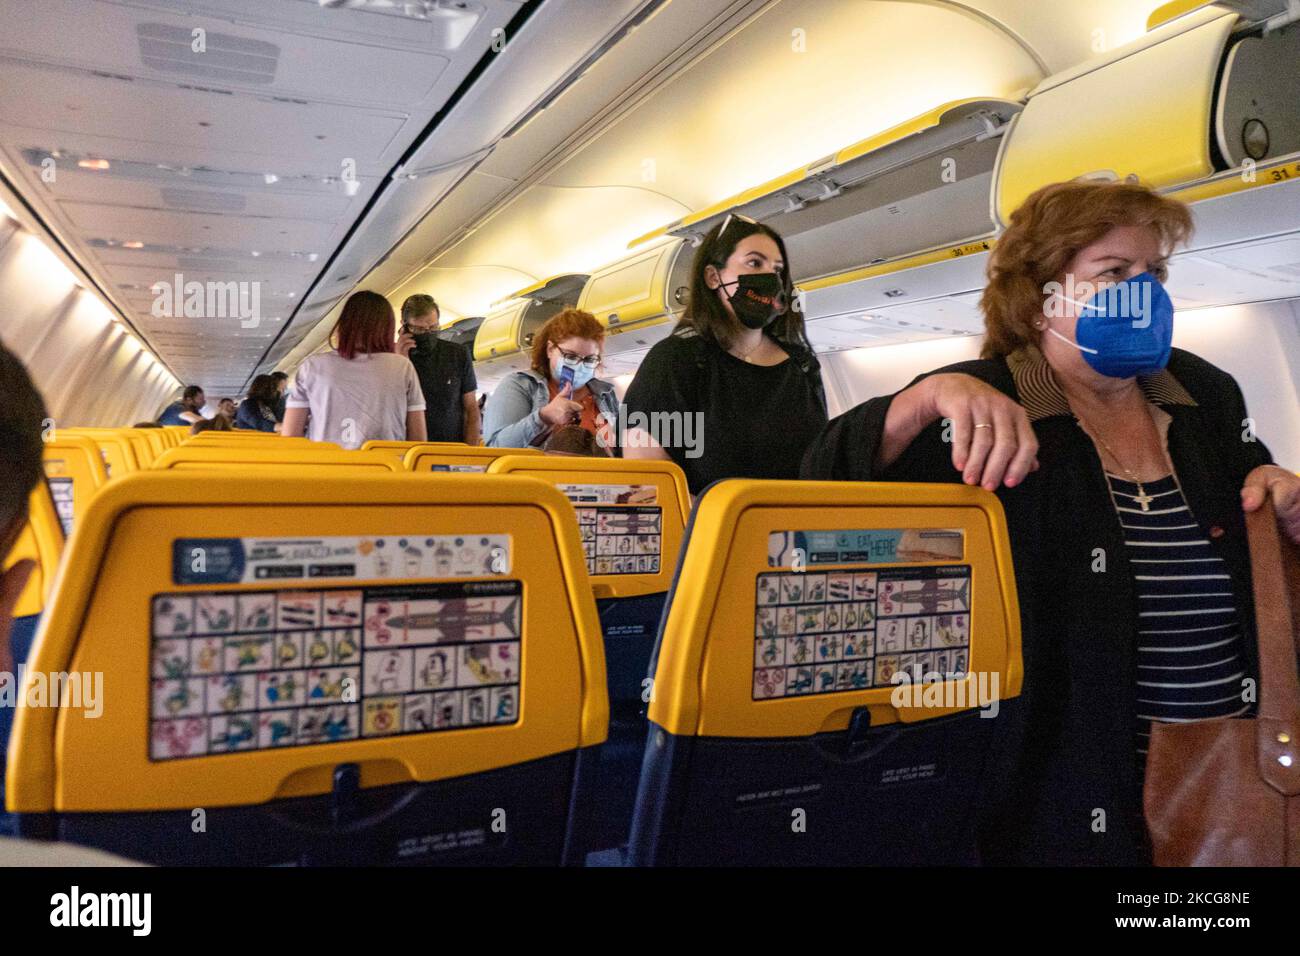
top-left (801, 347), bottom-right (1273, 865)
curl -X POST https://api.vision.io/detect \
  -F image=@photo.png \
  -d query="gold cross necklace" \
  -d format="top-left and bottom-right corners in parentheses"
top-left (1077, 417), bottom-right (1157, 512)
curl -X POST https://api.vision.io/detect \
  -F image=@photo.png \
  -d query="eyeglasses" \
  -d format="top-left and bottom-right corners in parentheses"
top-left (555, 347), bottom-right (601, 367)
top-left (717, 211), bottom-right (757, 242)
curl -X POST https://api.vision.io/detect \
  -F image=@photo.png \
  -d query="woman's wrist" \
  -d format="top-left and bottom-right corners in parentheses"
top-left (876, 376), bottom-right (939, 472)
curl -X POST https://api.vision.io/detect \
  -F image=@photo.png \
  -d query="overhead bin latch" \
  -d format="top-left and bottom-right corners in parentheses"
top-left (809, 178), bottom-right (842, 202)
top-left (972, 110), bottom-right (1006, 142)
top-left (1219, 0), bottom-right (1300, 30)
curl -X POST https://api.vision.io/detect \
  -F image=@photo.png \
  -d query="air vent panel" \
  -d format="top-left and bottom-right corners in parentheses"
top-left (159, 188), bottom-right (248, 213)
top-left (138, 23), bottom-right (279, 86)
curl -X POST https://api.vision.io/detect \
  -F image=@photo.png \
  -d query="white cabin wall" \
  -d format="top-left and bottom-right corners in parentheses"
top-left (1170, 300), bottom-right (1300, 470)
top-left (0, 212), bottom-right (177, 426)
top-left (819, 298), bottom-right (1300, 469)
top-left (820, 335), bottom-right (985, 416)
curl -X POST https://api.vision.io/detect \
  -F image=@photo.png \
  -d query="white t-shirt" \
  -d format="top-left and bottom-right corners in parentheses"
top-left (286, 351), bottom-right (425, 449)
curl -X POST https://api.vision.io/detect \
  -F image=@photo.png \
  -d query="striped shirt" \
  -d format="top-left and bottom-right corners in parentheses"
top-left (1106, 473), bottom-right (1252, 775)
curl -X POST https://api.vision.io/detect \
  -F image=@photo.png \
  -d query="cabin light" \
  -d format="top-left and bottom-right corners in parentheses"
top-left (263, 173), bottom-right (279, 185)
top-left (251, 251), bottom-right (260, 257)
top-left (343, 179), bottom-right (361, 197)
top-left (123, 241), bottom-right (144, 249)
top-left (78, 158), bottom-right (110, 171)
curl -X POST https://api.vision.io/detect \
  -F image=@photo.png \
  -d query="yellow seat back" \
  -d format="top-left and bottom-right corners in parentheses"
top-left (404, 444), bottom-right (541, 473)
top-left (362, 440), bottom-right (463, 464)
top-left (137, 428), bottom-right (169, 459)
top-left (651, 480), bottom-right (1021, 735)
top-left (7, 470), bottom-right (608, 866)
top-left (627, 479), bottom-right (1023, 866)
top-left (63, 428), bottom-right (140, 478)
top-left (41, 434), bottom-right (109, 537)
top-left (3, 484), bottom-right (63, 619)
top-left (486, 456), bottom-right (689, 600)
top-left (153, 446), bottom-right (400, 474)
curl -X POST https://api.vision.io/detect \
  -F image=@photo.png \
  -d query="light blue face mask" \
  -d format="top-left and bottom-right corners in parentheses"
top-left (553, 356), bottom-right (595, 391)
top-left (1046, 271), bottom-right (1174, 379)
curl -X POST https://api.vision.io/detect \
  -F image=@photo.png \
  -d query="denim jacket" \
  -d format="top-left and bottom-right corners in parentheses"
top-left (483, 368), bottom-right (620, 450)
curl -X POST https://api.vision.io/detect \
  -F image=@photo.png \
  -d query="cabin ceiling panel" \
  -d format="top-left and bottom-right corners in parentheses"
top-left (25, 169), bottom-right (354, 221)
top-left (2, 0), bottom-right (459, 110)
top-left (0, 0), bottom-right (525, 389)
top-left (0, 65), bottom-right (408, 168)
top-left (59, 201), bottom-right (338, 248)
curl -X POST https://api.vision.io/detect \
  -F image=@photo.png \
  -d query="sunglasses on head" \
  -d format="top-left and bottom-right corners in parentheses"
top-left (717, 211), bottom-right (758, 242)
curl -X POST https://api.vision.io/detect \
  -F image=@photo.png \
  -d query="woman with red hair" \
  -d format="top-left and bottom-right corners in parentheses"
top-left (282, 290), bottom-right (427, 448)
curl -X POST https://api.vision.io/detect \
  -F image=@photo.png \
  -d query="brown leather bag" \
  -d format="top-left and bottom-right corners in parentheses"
top-left (1143, 497), bottom-right (1300, 866)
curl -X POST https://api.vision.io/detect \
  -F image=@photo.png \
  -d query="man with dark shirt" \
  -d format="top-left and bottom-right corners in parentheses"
top-left (158, 385), bottom-right (207, 426)
top-left (397, 294), bottom-right (480, 444)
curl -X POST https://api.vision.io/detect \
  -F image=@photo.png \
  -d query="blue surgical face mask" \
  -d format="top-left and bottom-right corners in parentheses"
top-left (1045, 271), bottom-right (1174, 378)
top-left (553, 355), bottom-right (594, 391)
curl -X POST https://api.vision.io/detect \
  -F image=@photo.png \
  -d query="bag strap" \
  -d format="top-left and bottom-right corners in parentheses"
top-left (1244, 496), bottom-right (1300, 794)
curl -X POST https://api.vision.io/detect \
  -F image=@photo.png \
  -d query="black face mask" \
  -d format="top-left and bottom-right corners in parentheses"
top-left (410, 330), bottom-right (439, 354)
top-left (719, 272), bottom-right (785, 329)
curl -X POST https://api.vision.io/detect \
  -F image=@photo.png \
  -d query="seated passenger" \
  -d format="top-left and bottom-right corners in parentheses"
top-left (215, 397), bottom-right (237, 423)
top-left (282, 290), bottom-right (427, 449)
top-left (544, 424), bottom-right (612, 458)
top-left (801, 180), bottom-right (1300, 866)
top-left (235, 375), bottom-right (282, 433)
top-left (622, 214), bottom-right (827, 494)
top-left (483, 308), bottom-right (618, 451)
top-left (158, 385), bottom-right (207, 425)
top-left (190, 416), bottom-right (231, 435)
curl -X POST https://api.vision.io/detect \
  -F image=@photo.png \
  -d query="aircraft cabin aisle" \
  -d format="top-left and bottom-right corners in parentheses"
top-left (0, 0), bottom-right (1298, 907)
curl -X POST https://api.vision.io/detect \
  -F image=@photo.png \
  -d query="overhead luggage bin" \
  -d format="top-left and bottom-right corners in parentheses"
top-left (1148, 0), bottom-right (1300, 32)
top-left (575, 239), bottom-right (692, 357)
top-left (437, 315), bottom-right (485, 352)
top-left (632, 98), bottom-right (1020, 283)
top-left (993, 8), bottom-right (1239, 225)
top-left (1215, 17), bottom-right (1300, 168)
top-left (472, 274), bottom-right (589, 375)
top-left (623, 98), bottom-right (1021, 346)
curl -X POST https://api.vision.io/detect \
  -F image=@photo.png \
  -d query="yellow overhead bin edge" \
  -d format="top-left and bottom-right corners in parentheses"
top-left (629, 97), bottom-right (1021, 248)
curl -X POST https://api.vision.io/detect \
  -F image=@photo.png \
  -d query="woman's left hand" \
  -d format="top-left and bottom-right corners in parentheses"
top-left (1241, 464), bottom-right (1300, 544)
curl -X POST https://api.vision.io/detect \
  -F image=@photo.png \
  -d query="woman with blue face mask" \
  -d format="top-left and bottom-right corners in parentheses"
top-left (803, 180), bottom-right (1300, 866)
top-left (483, 308), bottom-right (619, 450)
